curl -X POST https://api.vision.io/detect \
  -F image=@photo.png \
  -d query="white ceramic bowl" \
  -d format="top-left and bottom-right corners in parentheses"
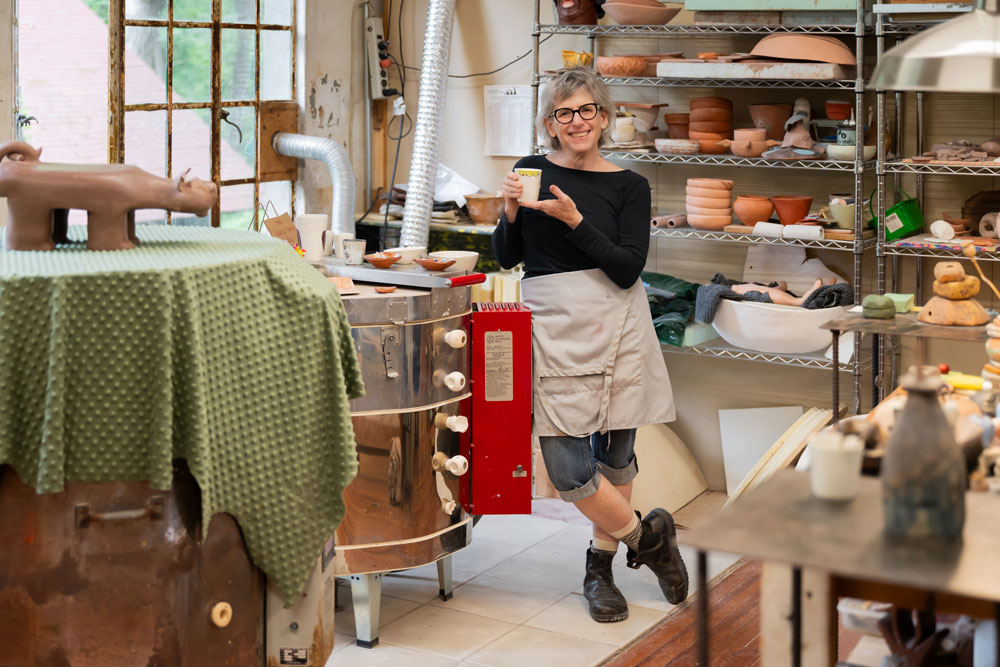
top-left (428, 250), bottom-right (479, 272)
top-left (712, 300), bottom-right (849, 354)
top-left (384, 246), bottom-right (426, 264)
top-left (826, 144), bottom-right (877, 161)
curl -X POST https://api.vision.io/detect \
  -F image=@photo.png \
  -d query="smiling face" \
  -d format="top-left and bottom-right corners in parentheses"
top-left (554, 0), bottom-right (598, 25)
top-left (544, 89), bottom-right (608, 159)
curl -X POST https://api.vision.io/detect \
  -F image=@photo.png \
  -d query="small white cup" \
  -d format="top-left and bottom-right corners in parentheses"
top-left (334, 232), bottom-right (355, 259)
top-left (343, 238), bottom-right (367, 265)
top-left (295, 213), bottom-right (327, 262)
top-left (808, 431), bottom-right (864, 501)
top-left (516, 168), bottom-right (543, 204)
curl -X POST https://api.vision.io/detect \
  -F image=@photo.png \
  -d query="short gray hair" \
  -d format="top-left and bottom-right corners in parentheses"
top-left (535, 67), bottom-right (615, 152)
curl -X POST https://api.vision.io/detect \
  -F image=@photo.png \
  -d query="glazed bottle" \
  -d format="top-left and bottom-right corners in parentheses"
top-left (881, 375), bottom-right (966, 541)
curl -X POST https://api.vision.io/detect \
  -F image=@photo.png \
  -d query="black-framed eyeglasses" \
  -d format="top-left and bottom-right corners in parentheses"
top-left (550, 103), bottom-right (601, 124)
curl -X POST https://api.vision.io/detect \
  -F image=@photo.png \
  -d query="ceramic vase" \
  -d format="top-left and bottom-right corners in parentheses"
top-left (881, 375), bottom-right (966, 541)
top-left (734, 196), bottom-right (774, 226)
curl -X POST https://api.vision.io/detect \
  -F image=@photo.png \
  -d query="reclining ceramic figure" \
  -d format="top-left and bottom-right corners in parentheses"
top-left (0, 141), bottom-right (218, 251)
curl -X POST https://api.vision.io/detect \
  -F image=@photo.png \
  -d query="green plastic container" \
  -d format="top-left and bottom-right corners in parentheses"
top-left (867, 188), bottom-right (924, 242)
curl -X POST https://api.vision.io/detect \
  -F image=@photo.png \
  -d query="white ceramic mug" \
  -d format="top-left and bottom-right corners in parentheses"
top-left (515, 168), bottom-right (542, 204)
top-left (334, 232), bottom-right (355, 259)
top-left (343, 238), bottom-right (366, 265)
top-left (809, 431), bottom-right (864, 501)
top-left (295, 213), bottom-right (327, 262)
top-left (829, 202), bottom-right (856, 230)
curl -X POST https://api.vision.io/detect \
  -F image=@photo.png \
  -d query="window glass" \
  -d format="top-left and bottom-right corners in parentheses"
top-left (221, 29), bottom-right (256, 101)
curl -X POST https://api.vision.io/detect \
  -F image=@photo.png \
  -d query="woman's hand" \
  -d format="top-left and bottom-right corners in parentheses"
top-left (520, 185), bottom-right (583, 229)
top-left (500, 171), bottom-right (522, 222)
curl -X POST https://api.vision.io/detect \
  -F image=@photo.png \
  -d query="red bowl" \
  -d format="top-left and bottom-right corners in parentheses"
top-left (825, 100), bottom-right (852, 121)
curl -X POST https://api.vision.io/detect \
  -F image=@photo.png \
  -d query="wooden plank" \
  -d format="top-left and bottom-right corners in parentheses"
top-left (761, 563), bottom-right (836, 667)
top-left (258, 101), bottom-right (299, 183)
top-left (602, 560), bottom-right (761, 667)
top-left (724, 408), bottom-right (826, 508)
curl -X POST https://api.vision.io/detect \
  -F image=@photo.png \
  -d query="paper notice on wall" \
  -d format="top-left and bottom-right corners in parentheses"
top-left (484, 85), bottom-right (533, 157)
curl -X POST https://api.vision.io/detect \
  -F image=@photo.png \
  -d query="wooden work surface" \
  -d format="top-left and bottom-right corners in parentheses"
top-left (682, 470), bottom-right (1000, 604)
top-left (820, 311), bottom-right (990, 343)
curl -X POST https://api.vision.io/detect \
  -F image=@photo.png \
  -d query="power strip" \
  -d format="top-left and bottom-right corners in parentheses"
top-left (364, 16), bottom-right (391, 100)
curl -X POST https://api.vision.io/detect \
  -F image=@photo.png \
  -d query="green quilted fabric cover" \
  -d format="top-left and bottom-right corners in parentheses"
top-left (0, 225), bottom-right (363, 604)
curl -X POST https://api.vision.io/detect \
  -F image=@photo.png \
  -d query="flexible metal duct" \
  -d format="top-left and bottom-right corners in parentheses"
top-left (400, 0), bottom-right (457, 248)
top-left (273, 132), bottom-right (356, 235)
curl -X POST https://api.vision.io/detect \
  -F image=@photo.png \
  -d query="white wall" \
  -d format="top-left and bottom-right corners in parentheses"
top-left (295, 0), bottom-right (369, 221)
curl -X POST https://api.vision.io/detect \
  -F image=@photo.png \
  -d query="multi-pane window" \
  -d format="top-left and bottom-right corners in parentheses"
top-left (18, 0), bottom-right (296, 229)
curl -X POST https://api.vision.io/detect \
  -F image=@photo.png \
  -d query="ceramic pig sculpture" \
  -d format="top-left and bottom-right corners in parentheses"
top-left (0, 141), bottom-right (218, 251)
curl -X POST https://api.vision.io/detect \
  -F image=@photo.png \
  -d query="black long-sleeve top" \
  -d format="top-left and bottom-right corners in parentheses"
top-left (491, 155), bottom-right (652, 289)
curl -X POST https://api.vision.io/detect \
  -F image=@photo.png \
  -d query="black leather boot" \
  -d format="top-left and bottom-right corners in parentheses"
top-left (583, 545), bottom-right (629, 622)
top-left (626, 509), bottom-right (689, 604)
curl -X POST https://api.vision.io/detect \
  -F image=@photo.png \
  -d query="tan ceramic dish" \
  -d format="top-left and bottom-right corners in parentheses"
top-left (686, 205), bottom-right (733, 217)
top-left (687, 195), bottom-right (732, 209)
top-left (687, 214), bottom-right (733, 230)
top-left (686, 185), bottom-right (731, 198)
top-left (688, 178), bottom-right (733, 190)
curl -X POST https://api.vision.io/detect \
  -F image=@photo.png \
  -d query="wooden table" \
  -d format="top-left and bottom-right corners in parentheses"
top-left (682, 470), bottom-right (1000, 666)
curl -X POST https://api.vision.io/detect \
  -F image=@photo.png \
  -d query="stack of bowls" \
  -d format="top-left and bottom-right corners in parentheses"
top-left (686, 178), bottom-right (733, 230)
top-left (688, 97), bottom-right (733, 154)
top-left (664, 113), bottom-right (689, 139)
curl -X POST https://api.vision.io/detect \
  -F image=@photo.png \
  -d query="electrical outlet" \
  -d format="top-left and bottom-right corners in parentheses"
top-left (365, 16), bottom-right (390, 100)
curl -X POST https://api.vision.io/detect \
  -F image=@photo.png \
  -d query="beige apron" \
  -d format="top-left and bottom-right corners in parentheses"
top-left (521, 269), bottom-right (675, 438)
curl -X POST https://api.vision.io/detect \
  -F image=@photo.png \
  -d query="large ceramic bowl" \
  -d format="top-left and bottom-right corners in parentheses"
top-left (428, 250), bottom-right (479, 272)
top-left (713, 300), bottom-right (849, 354)
top-left (384, 246), bottom-right (426, 264)
top-left (595, 56), bottom-right (647, 77)
top-left (750, 34), bottom-right (856, 66)
top-left (602, 2), bottom-right (682, 26)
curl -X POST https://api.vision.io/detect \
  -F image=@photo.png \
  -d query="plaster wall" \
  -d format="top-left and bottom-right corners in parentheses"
top-left (294, 0), bottom-right (370, 223)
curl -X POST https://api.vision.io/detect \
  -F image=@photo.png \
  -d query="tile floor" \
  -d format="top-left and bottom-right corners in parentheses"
top-left (326, 494), bottom-right (741, 666)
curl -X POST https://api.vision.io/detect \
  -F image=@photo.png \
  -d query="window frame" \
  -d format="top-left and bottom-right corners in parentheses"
top-left (108, 0), bottom-right (296, 228)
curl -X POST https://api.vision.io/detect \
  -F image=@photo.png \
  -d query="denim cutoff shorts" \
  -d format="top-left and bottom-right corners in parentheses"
top-left (538, 428), bottom-right (639, 502)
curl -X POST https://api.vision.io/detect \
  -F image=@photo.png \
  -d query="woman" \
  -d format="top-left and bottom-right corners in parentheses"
top-left (492, 67), bottom-right (688, 623)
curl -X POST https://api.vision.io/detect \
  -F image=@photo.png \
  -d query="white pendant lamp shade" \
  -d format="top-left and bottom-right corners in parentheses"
top-left (871, 0), bottom-right (1000, 92)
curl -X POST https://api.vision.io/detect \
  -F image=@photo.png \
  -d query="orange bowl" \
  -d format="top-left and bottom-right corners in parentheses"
top-left (413, 257), bottom-right (456, 272)
top-left (364, 252), bottom-right (401, 269)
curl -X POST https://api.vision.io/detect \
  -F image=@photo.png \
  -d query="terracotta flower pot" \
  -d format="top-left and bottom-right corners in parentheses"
top-left (595, 56), bottom-right (646, 77)
top-left (667, 123), bottom-right (689, 139)
top-left (771, 195), bottom-right (813, 225)
top-left (734, 195), bottom-right (774, 226)
top-left (688, 121), bottom-right (734, 134)
top-left (686, 204), bottom-right (732, 217)
top-left (689, 96), bottom-right (733, 111)
top-left (689, 108), bottom-right (733, 123)
top-left (687, 214), bottom-right (733, 231)
top-left (749, 103), bottom-right (793, 141)
top-left (685, 185), bottom-right (732, 198)
top-left (687, 194), bottom-right (732, 209)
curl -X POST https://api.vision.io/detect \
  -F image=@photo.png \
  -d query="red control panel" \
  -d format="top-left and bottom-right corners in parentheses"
top-left (460, 303), bottom-right (532, 515)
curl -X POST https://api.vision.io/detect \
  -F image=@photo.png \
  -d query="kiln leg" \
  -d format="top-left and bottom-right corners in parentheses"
top-left (437, 556), bottom-right (453, 601)
top-left (349, 573), bottom-right (383, 648)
